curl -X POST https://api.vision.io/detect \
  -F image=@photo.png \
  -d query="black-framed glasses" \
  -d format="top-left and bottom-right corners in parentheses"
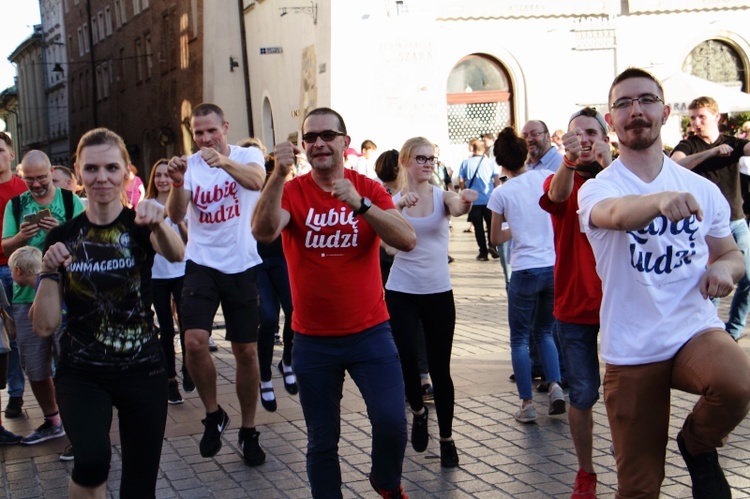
top-left (412, 155), bottom-right (438, 165)
top-left (521, 130), bottom-right (547, 139)
top-left (301, 130), bottom-right (346, 144)
top-left (611, 94), bottom-right (663, 111)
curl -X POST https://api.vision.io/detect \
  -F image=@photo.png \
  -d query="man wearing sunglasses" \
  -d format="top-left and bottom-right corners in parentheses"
top-left (671, 96), bottom-right (750, 342)
top-left (253, 107), bottom-right (416, 498)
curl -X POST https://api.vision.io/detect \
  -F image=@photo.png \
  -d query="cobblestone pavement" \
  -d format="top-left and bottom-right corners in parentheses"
top-left (2, 217), bottom-right (750, 498)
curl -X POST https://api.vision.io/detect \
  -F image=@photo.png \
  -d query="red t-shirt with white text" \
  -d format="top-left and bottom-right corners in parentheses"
top-left (281, 170), bottom-right (394, 336)
top-left (539, 173), bottom-right (602, 324)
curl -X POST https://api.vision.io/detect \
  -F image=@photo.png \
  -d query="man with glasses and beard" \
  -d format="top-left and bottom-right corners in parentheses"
top-left (522, 120), bottom-right (562, 172)
top-left (2, 150), bottom-right (84, 445)
top-left (253, 107), bottom-right (416, 498)
top-left (578, 67), bottom-right (750, 498)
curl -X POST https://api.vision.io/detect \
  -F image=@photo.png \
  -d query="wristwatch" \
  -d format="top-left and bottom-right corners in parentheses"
top-left (355, 197), bottom-right (372, 217)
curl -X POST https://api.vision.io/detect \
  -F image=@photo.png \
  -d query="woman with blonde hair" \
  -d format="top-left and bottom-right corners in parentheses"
top-left (33, 128), bottom-right (184, 498)
top-left (384, 136), bottom-right (477, 467)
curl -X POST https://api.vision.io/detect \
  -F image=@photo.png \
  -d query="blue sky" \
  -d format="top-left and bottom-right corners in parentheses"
top-left (1, 3), bottom-right (42, 90)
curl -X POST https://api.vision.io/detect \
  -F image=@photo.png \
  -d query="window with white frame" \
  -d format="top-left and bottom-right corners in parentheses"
top-left (82, 24), bottom-right (90, 53)
top-left (91, 17), bottom-right (98, 44)
top-left (145, 34), bottom-right (153, 79)
top-left (77, 28), bottom-right (84, 56)
top-left (132, 0), bottom-right (140, 15)
top-left (105, 7), bottom-right (112, 36)
top-left (98, 12), bottom-right (105, 40)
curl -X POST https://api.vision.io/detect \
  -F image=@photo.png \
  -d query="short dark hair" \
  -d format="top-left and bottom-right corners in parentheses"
top-left (608, 67), bottom-right (664, 106)
top-left (493, 127), bottom-right (527, 172)
top-left (192, 103), bottom-right (225, 122)
top-left (361, 139), bottom-right (377, 151)
top-left (0, 131), bottom-right (12, 148)
top-left (303, 107), bottom-right (347, 135)
top-left (375, 149), bottom-right (399, 183)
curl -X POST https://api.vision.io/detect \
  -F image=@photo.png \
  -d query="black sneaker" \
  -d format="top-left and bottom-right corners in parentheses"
top-left (4, 397), bottom-right (23, 419)
top-left (199, 407), bottom-right (229, 458)
top-left (677, 432), bottom-right (731, 499)
top-left (421, 383), bottom-right (434, 402)
top-left (440, 440), bottom-right (459, 468)
top-left (238, 427), bottom-right (265, 467)
top-left (168, 380), bottom-right (184, 405)
top-left (488, 246), bottom-right (500, 259)
top-left (0, 425), bottom-right (21, 445)
top-left (59, 444), bottom-right (74, 461)
top-left (182, 370), bottom-right (195, 393)
top-left (412, 407), bottom-right (429, 452)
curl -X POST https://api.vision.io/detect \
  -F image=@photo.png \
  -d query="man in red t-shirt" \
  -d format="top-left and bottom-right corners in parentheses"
top-left (538, 108), bottom-right (611, 498)
top-left (0, 132), bottom-right (29, 437)
top-left (253, 108), bottom-right (416, 498)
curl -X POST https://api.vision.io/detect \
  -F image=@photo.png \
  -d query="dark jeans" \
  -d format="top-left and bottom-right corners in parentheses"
top-left (0, 265), bottom-right (23, 398)
top-left (386, 289), bottom-right (456, 439)
top-left (152, 277), bottom-right (184, 379)
top-left (257, 256), bottom-right (294, 381)
top-left (55, 361), bottom-right (168, 497)
top-left (293, 322), bottom-right (407, 498)
top-left (469, 204), bottom-right (493, 256)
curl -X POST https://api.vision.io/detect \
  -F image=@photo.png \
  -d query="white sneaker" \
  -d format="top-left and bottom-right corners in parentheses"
top-left (514, 403), bottom-right (537, 423)
top-left (548, 384), bottom-right (566, 415)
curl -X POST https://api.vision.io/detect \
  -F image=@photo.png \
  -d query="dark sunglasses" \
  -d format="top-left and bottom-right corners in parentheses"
top-left (301, 130), bottom-right (346, 144)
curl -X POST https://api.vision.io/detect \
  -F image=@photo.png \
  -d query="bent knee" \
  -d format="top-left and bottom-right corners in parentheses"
top-left (71, 459), bottom-right (110, 488)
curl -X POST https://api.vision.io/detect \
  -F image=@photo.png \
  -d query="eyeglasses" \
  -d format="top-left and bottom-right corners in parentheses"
top-left (23, 174), bottom-right (50, 185)
top-left (301, 130), bottom-right (346, 144)
top-left (611, 94), bottom-right (663, 111)
top-left (522, 130), bottom-right (548, 139)
top-left (412, 155), bottom-right (438, 165)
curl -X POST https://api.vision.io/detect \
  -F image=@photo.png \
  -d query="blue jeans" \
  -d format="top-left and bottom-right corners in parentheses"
top-left (508, 266), bottom-right (561, 400)
top-left (293, 322), bottom-right (406, 498)
top-left (497, 242), bottom-right (512, 289)
top-left (725, 219), bottom-right (750, 339)
top-left (0, 265), bottom-right (23, 398)
top-left (557, 321), bottom-right (600, 409)
top-left (257, 256), bottom-right (294, 381)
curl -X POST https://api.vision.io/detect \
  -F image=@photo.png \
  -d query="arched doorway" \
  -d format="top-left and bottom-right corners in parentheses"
top-left (262, 97), bottom-right (275, 150)
top-left (682, 39), bottom-right (747, 91)
top-left (446, 54), bottom-right (513, 161)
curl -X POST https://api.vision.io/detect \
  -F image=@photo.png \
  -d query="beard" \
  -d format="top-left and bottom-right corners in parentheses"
top-left (618, 119), bottom-right (660, 151)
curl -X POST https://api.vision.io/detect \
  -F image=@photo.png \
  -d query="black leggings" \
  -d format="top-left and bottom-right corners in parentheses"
top-left (152, 277), bottom-right (184, 378)
top-left (55, 362), bottom-right (168, 498)
top-left (385, 289), bottom-right (456, 439)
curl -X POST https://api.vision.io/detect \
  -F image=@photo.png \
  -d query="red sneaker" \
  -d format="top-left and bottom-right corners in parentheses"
top-left (369, 474), bottom-right (408, 498)
top-left (572, 469), bottom-right (597, 498)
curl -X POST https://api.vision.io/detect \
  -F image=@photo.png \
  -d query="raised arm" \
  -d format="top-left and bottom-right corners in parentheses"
top-left (165, 155), bottom-right (191, 224)
top-left (588, 191), bottom-right (703, 231)
top-left (135, 199), bottom-right (185, 262)
top-left (444, 189), bottom-right (477, 217)
top-left (252, 142), bottom-right (293, 243)
top-left (671, 144), bottom-right (733, 170)
top-left (32, 243), bottom-right (68, 338)
top-left (200, 147), bottom-right (265, 191)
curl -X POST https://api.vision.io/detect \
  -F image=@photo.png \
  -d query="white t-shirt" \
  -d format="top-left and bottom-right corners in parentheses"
top-left (487, 169), bottom-right (555, 271)
top-left (151, 200), bottom-right (186, 279)
top-left (578, 155), bottom-right (730, 366)
top-left (183, 145), bottom-right (265, 273)
top-left (386, 186), bottom-right (451, 294)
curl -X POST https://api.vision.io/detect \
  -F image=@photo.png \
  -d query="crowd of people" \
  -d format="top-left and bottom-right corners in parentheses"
top-left (0, 67), bottom-right (748, 499)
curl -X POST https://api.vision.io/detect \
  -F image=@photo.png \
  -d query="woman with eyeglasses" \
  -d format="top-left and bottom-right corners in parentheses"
top-left (384, 137), bottom-right (477, 468)
top-left (488, 127), bottom-right (565, 424)
top-left (32, 128), bottom-right (184, 498)
top-left (145, 158), bottom-right (189, 404)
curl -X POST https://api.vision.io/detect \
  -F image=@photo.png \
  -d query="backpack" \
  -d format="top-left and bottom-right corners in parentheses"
top-left (11, 188), bottom-right (75, 227)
